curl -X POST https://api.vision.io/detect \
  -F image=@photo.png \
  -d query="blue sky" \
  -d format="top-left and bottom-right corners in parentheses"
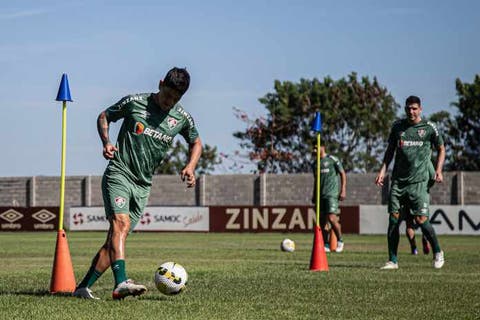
top-left (1, 0), bottom-right (479, 176)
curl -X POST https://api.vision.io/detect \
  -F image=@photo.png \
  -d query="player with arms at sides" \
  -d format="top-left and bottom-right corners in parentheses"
top-left (375, 95), bottom-right (445, 269)
top-left (73, 67), bottom-right (202, 299)
top-left (312, 143), bottom-right (347, 252)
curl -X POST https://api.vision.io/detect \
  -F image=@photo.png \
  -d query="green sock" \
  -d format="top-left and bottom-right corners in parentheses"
top-left (77, 253), bottom-right (103, 288)
top-left (387, 215), bottom-right (400, 263)
top-left (419, 220), bottom-right (441, 253)
top-left (111, 259), bottom-right (127, 287)
top-left (77, 268), bottom-right (103, 289)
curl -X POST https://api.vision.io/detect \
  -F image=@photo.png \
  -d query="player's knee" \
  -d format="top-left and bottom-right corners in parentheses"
top-left (389, 212), bottom-right (400, 223)
top-left (327, 214), bottom-right (337, 224)
top-left (112, 214), bottom-right (131, 233)
top-left (414, 215), bottom-right (427, 225)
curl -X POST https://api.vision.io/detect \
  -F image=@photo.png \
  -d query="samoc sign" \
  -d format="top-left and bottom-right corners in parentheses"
top-left (69, 206), bottom-right (209, 231)
top-left (0, 207), bottom-right (58, 231)
top-left (209, 206), bottom-right (359, 233)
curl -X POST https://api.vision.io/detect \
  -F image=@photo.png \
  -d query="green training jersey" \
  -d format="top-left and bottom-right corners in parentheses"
top-left (312, 154), bottom-right (345, 198)
top-left (105, 93), bottom-right (199, 186)
top-left (389, 118), bottom-right (443, 184)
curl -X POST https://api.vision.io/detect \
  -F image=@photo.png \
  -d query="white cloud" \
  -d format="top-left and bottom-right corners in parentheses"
top-left (0, 9), bottom-right (50, 20)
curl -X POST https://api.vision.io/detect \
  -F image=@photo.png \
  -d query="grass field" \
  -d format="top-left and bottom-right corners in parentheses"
top-left (0, 232), bottom-right (479, 320)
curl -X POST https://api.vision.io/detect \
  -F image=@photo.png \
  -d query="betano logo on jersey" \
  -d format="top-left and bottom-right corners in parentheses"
top-left (399, 140), bottom-right (424, 148)
top-left (133, 122), bottom-right (173, 144)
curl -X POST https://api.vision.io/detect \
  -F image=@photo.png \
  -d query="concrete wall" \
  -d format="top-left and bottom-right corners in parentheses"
top-left (0, 172), bottom-right (478, 207)
top-left (463, 172), bottom-right (480, 205)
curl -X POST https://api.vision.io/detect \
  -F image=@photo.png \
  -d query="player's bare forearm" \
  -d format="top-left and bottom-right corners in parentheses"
top-left (181, 137), bottom-right (203, 187)
top-left (376, 143), bottom-right (395, 186)
top-left (97, 111), bottom-right (111, 146)
top-left (97, 111), bottom-right (117, 159)
top-left (436, 145), bottom-right (445, 173)
top-left (435, 145), bottom-right (446, 182)
top-left (186, 137), bottom-right (202, 171)
top-left (339, 171), bottom-right (347, 201)
top-left (381, 143), bottom-right (396, 170)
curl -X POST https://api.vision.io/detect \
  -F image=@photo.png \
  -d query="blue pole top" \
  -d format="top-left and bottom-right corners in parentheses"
top-left (56, 73), bottom-right (73, 102)
top-left (311, 111), bottom-right (322, 132)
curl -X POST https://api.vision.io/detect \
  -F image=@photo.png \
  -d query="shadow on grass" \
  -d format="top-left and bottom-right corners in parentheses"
top-left (0, 289), bottom-right (70, 297)
top-left (288, 261), bottom-right (376, 269)
top-left (138, 295), bottom-right (169, 301)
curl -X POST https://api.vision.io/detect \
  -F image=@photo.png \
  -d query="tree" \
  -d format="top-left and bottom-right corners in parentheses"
top-left (233, 73), bottom-right (399, 173)
top-left (427, 111), bottom-right (463, 171)
top-left (451, 75), bottom-right (480, 170)
top-left (155, 140), bottom-right (221, 175)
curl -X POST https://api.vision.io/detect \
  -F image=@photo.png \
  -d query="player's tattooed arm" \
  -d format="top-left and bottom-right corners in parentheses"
top-left (97, 111), bottom-right (117, 159)
top-left (97, 111), bottom-right (111, 146)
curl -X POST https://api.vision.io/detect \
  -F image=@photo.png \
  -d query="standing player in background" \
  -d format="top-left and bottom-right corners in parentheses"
top-left (405, 214), bottom-right (430, 255)
top-left (375, 95), bottom-right (445, 270)
top-left (73, 67), bottom-right (202, 299)
top-left (312, 144), bottom-right (347, 252)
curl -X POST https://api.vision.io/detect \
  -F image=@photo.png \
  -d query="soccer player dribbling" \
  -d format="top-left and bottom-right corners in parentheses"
top-left (375, 95), bottom-right (445, 270)
top-left (73, 67), bottom-right (202, 299)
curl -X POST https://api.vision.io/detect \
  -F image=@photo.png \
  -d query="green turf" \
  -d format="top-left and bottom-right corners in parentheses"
top-left (0, 232), bottom-right (479, 320)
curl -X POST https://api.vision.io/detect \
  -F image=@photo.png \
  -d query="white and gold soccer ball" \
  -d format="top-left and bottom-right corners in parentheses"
top-left (281, 238), bottom-right (295, 252)
top-left (154, 262), bottom-right (188, 295)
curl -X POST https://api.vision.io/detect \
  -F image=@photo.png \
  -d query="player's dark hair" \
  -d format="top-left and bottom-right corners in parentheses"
top-left (163, 67), bottom-right (190, 95)
top-left (405, 95), bottom-right (421, 106)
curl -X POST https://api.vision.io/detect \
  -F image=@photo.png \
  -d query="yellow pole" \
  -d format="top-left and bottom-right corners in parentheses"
top-left (316, 133), bottom-right (321, 227)
top-left (58, 101), bottom-right (67, 231)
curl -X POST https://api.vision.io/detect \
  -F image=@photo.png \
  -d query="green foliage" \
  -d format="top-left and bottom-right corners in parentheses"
top-left (427, 111), bottom-right (463, 171)
top-left (234, 73), bottom-right (399, 173)
top-left (0, 232), bottom-right (478, 320)
top-left (451, 75), bottom-right (480, 170)
top-left (155, 140), bottom-right (221, 175)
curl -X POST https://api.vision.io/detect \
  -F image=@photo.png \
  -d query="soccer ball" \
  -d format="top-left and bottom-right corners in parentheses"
top-left (281, 238), bottom-right (295, 252)
top-left (154, 262), bottom-right (188, 295)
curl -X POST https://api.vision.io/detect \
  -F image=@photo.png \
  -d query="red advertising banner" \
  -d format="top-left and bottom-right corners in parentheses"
top-left (0, 207), bottom-right (59, 231)
top-left (209, 206), bottom-right (359, 233)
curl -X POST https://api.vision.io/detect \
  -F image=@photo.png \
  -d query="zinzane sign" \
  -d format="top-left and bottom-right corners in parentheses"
top-left (359, 205), bottom-right (480, 235)
top-left (69, 207), bottom-right (209, 231)
top-left (209, 206), bottom-right (359, 233)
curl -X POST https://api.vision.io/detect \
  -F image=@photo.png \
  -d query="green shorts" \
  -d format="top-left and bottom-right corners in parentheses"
top-left (388, 180), bottom-right (430, 217)
top-left (320, 197), bottom-right (340, 215)
top-left (102, 169), bottom-right (150, 231)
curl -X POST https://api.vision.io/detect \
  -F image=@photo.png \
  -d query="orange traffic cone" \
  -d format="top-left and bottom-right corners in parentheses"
top-left (309, 225), bottom-right (329, 271)
top-left (50, 230), bottom-right (76, 293)
top-left (329, 229), bottom-right (338, 252)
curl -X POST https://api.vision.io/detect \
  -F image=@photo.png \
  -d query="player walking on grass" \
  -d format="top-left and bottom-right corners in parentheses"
top-left (312, 144), bottom-right (347, 253)
top-left (375, 95), bottom-right (445, 270)
top-left (73, 67), bottom-right (202, 299)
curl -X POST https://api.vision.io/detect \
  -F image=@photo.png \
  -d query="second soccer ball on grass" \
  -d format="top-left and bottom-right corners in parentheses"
top-left (281, 238), bottom-right (295, 252)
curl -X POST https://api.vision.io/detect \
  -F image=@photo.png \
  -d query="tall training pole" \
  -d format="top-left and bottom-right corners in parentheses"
top-left (50, 74), bottom-right (76, 294)
top-left (309, 111), bottom-right (328, 271)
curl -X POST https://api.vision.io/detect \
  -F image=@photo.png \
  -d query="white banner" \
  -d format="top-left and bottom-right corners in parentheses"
top-left (69, 207), bottom-right (209, 232)
top-left (359, 205), bottom-right (480, 235)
